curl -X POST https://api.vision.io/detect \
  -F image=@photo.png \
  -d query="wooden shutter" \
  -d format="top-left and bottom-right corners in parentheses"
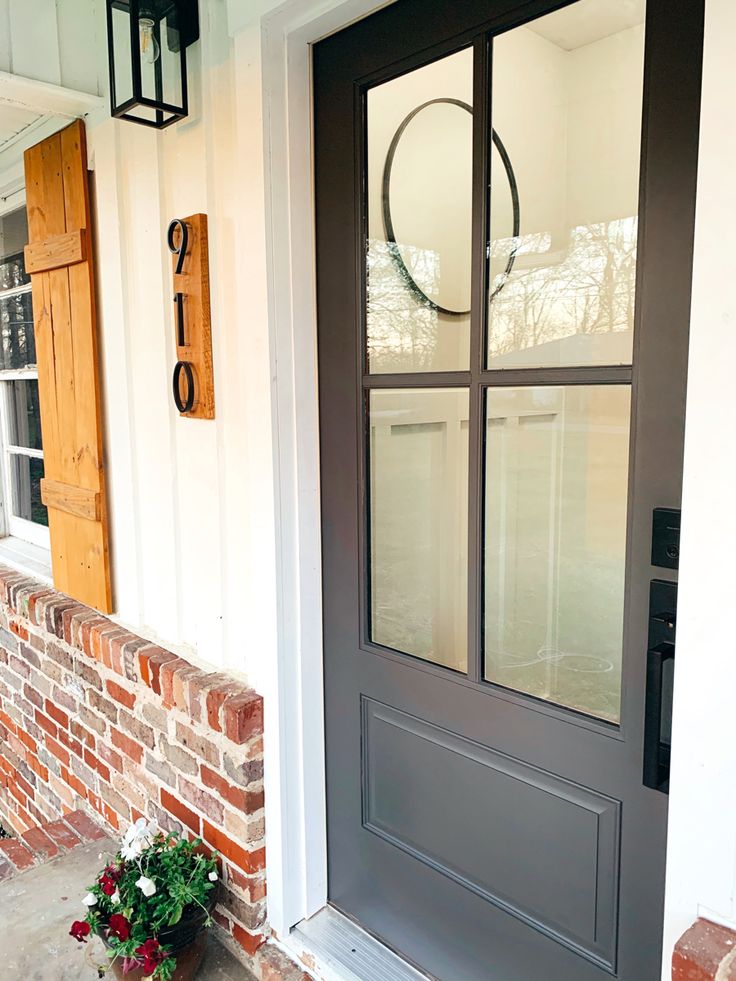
top-left (23, 119), bottom-right (112, 613)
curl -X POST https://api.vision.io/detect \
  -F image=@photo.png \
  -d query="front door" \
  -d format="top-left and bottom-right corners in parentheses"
top-left (315, 1), bottom-right (703, 978)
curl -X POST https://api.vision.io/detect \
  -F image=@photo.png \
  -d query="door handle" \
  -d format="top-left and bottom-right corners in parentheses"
top-left (643, 642), bottom-right (674, 792)
top-left (643, 579), bottom-right (677, 793)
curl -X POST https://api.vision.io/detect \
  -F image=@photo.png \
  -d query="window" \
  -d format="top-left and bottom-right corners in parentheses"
top-left (0, 204), bottom-right (49, 549)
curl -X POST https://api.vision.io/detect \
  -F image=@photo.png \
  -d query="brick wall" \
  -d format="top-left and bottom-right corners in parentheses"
top-left (0, 565), bottom-right (289, 972)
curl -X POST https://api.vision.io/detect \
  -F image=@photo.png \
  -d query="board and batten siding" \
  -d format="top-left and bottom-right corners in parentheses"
top-left (84, 2), bottom-right (279, 683)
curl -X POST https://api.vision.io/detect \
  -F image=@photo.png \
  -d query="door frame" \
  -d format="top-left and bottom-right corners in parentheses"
top-left (256, 0), bottom-right (704, 972)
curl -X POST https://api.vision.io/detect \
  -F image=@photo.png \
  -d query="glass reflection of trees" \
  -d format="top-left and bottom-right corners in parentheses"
top-left (489, 217), bottom-right (638, 362)
top-left (0, 252), bottom-right (35, 371)
top-left (367, 217), bottom-right (638, 369)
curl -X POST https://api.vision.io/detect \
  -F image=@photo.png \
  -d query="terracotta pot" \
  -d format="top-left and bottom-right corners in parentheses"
top-left (97, 899), bottom-right (215, 981)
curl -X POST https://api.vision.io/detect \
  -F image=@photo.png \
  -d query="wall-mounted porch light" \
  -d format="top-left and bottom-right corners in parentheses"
top-left (106, 0), bottom-right (199, 129)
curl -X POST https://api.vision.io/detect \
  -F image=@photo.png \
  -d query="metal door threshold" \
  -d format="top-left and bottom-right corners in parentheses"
top-left (292, 905), bottom-right (431, 981)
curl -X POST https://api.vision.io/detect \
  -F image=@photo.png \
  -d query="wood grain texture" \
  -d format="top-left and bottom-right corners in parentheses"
top-left (40, 479), bottom-right (100, 522)
top-left (171, 213), bottom-right (215, 420)
top-left (24, 119), bottom-right (112, 613)
top-left (24, 228), bottom-right (87, 274)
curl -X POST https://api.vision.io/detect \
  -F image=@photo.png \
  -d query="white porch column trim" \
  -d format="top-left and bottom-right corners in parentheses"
top-left (251, 0), bottom-right (399, 938)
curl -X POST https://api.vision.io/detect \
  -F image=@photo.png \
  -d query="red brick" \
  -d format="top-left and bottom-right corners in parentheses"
top-left (200, 765), bottom-right (263, 814)
top-left (79, 616), bottom-right (109, 658)
top-left (206, 681), bottom-right (243, 733)
top-left (70, 720), bottom-right (96, 749)
top-left (203, 821), bottom-right (265, 876)
top-left (8, 777), bottom-right (28, 807)
top-left (57, 728), bottom-right (84, 759)
top-left (149, 651), bottom-right (179, 696)
top-left (28, 590), bottom-right (55, 624)
top-left (227, 865), bottom-right (267, 904)
top-left (22, 683), bottom-right (43, 710)
top-left (161, 787), bottom-right (201, 836)
top-left (98, 628), bottom-right (129, 671)
top-left (89, 622), bottom-right (119, 664)
top-left (673, 919), bottom-right (736, 981)
top-left (159, 657), bottom-right (187, 708)
top-left (21, 826), bottom-right (58, 861)
top-left (44, 818), bottom-right (81, 851)
top-left (26, 753), bottom-right (49, 783)
top-left (17, 727), bottom-right (36, 753)
top-left (223, 691), bottom-right (263, 745)
top-left (105, 679), bottom-right (136, 710)
top-left (231, 922), bottom-right (265, 957)
top-left (9, 620), bottom-right (28, 641)
top-left (64, 809), bottom-right (107, 841)
top-left (46, 734), bottom-right (71, 767)
top-left (84, 748), bottom-right (111, 783)
top-left (44, 699), bottom-right (69, 730)
top-left (212, 909), bottom-right (231, 932)
top-left (138, 645), bottom-right (164, 687)
top-left (14, 770), bottom-right (35, 800)
top-left (0, 838), bottom-right (34, 871)
top-left (98, 742), bottom-right (124, 774)
top-left (0, 709), bottom-right (17, 735)
top-left (61, 765), bottom-right (87, 799)
top-left (34, 708), bottom-right (58, 739)
top-left (111, 727), bottom-right (143, 764)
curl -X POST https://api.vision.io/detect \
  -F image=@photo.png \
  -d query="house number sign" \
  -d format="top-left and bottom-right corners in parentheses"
top-left (167, 214), bottom-right (215, 419)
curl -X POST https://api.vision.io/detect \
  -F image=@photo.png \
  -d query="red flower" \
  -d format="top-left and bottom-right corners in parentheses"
top-left (99, 872), bottom-right (117, 896)
top-left (108, 913), bottom-right (131, 941)
top-left (70, 920), bottom-right (91, 943)
top-left (105, 862), bottom-right (124, 882)
top-left (134, 938), bottom-right (166, 974)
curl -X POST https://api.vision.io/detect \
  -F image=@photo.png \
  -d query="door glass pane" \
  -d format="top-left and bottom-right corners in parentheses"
top-left (367, 48), bottom-right (473, 373)
top-left (484, 385), bottom-right (631, 722)
top-left (370, 389), bottom-right (468, 670)
top-left (10, 454), bottom-right (48, 527)
top-left (487, 0), bottom-right (645, 368)
top-left (7, 380), bottom-right (43, 451)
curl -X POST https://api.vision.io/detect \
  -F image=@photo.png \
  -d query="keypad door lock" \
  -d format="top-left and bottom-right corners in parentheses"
top-left (652, 508), bottom-right (681, 570)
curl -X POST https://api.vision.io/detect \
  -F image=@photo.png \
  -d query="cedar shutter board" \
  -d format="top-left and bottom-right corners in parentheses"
top-left (23, 119), bottom-right (113, 613)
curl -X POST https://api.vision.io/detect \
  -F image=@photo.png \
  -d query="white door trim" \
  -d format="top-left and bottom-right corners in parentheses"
top-left (255, 0), bottom-right (400, 938)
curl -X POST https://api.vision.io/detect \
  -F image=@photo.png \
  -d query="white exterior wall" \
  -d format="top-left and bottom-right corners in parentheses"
top-left (85, 2), bottom-right (280, 683)
top-left (3, 0), bottom-right (736, 969)
top-left (661, 0), bottom-right (736, 970)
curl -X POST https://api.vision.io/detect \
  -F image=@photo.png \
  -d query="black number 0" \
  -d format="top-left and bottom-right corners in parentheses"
top-left (173, 360), bottom-right (195, 414)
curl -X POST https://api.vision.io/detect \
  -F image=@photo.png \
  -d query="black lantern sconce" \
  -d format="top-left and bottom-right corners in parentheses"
top-left (106, 0), bottom-right (199, 129)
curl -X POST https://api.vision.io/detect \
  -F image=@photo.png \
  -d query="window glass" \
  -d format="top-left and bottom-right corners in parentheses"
top-left (487, 0), bottom-right (645, 367)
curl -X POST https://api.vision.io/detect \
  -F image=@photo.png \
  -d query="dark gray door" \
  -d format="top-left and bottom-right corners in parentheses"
top-left (315, 2), bottom-right (703, 978)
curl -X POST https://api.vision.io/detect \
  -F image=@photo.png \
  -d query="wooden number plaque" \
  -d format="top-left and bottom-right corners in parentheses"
top-left (168, 213), bottom-right (215, 419)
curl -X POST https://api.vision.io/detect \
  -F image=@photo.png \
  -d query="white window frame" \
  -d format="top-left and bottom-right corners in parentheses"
top-left (0, 192), bottom-right (50, 551)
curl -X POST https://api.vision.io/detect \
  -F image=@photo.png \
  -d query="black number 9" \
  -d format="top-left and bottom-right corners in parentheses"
top-left (167, 218), bottom-right (189, 275)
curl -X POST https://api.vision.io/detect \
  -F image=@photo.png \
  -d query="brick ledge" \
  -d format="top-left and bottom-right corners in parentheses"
top-left (673, 918), bottom-right (736, 979)
top-left (0, 565), bottom-right (261, 745)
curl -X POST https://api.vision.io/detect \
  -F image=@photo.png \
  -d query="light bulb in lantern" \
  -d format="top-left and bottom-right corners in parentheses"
top-left (139, 17), bottom-right (160, 65)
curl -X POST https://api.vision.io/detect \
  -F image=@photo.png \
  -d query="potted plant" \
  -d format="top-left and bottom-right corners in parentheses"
top-left (69, 818), bottom-right (220, 980)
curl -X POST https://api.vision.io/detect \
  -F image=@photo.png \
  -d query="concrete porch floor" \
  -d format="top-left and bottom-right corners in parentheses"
top-left (0, 834), bottom-right (256, 980)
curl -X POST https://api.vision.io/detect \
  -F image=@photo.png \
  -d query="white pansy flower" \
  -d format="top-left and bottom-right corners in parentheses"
top-left (208, 871), bottom-right (218, 882)
top-left (111, 889), bottom-right (121, 905)
top-left (121, 818), bottom-right (158, 861)
top-left (136, 875), bottom-right (157, 898)
top-left (82, 892), bottom-right (98, 907)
